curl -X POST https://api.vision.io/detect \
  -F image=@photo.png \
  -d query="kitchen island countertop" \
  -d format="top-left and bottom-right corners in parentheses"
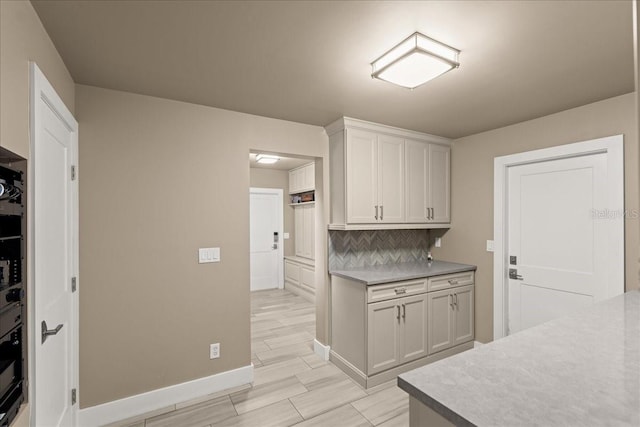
top-left (329, 260), bottom-right (476, 285)
top-left (398, 290), bottom-right (640, 426)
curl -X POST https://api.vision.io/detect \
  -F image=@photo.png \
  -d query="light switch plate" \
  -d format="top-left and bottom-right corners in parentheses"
top-left (283, 232), bottom-right (290, 239)
top-left (486, 240), bottom-right (494, 252)
top-left (435, 237), bottom-right (442, 248)
top-left (199, 247), bottom-right (221, 263)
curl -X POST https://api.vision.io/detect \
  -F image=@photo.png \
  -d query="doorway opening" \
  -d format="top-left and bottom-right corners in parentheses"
top-left (248, 150), bottom-right (324, 367)
top-left (493, 135), bottom-right (624, 340)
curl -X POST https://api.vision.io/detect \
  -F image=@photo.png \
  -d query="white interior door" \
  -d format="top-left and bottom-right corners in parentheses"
top-left (249, 188), bottom-right (283, 291)
top-left (507, 153), bottom-right (609, 334)
top-left (30, 63), bottom-right (79, 426)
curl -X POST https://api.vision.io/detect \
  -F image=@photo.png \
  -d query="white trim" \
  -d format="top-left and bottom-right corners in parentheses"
top-left (78, 364), bottom-right (254, 427)
top-left (493, 135), bottom-right (625, 340)
top-left (473, 341), bottom-right (484, 348)
top-left (324, 116), bottom-right (451, 145)
top-left (249, 187), bottom-right (284, 289)
top-left (313, 339), bottom-right (330, 361)
top-left (29, 62), bottom-right (80, 427)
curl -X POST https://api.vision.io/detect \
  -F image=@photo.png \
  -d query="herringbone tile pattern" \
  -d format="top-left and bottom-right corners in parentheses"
top-left (328, 229), bottom-right (429, 270)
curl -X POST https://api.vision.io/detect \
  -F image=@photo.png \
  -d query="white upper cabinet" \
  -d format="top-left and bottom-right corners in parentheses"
top-left (327, 117), bottom-right (450, 230)
top-left (346, 129), bottom-right (378, 223)
top-left (289, 162), bottom-right (315, 194)
top-left (405, 140), bottom-right (451, 223)
top-left (345, 129), bottom-right (404, 223)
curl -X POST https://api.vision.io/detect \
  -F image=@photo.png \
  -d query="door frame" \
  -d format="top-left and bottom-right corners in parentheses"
top-left (29, 62), bottom-right (80, 425)
top-left (249, 187), bottom-right (284, 290)
top-left (493, 135), bottom-right (624, 340)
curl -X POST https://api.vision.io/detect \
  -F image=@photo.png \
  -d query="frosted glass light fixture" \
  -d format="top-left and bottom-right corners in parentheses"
top-left (256, 154), bottom-right (280, 164)
top-left (371, 32), bottom-right (460, 89)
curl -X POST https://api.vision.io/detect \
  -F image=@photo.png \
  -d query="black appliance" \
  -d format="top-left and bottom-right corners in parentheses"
top-left (0, 159), bottom-right (26, 426)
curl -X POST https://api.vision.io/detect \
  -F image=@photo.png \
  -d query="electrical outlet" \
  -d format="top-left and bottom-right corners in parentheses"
top-left (435, 237), bottom-right (442, 248)
top-left (486, 240), bottom-right (494, 252)
top-left (210, 343), bottom-right (220, 359)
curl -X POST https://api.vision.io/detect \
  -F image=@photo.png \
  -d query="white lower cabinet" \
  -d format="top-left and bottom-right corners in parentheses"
top-left (428, 286), bottom-right (475, 354)
top-left (367, 294), bottom-right (428, 375)
top-left (331, 271), bottom-right (474, 388)
top-left (284, 258), bottom-right (315, 302)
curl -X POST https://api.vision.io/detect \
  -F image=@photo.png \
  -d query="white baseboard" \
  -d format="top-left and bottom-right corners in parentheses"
top-left (474, 340), bottom-right (484, 348)
top-left (314, 339), bottom-right (330, 361)
top-left (79, 364), bottom-right (253, 427)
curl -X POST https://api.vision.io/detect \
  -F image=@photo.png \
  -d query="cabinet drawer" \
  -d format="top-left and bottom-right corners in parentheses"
top-left (284, 261), bottom-right (300, 282)
top-left (367, 280), bottom-right (426, 303)
top-left (427, 271), bottom-right (474, 292)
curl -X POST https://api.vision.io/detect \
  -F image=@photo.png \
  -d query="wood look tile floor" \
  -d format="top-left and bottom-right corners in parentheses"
top-left (106, 289), bottom-right (409, 427)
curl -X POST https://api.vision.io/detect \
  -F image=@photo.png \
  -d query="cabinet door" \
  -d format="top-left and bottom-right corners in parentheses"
top-left (429, 144), bottom-right (450, 223)
top-left (405, 140), bottom-right (429, 223)
top-left (284, 260), bottom-right (300, 283)
top-left (302, 205), bottom-right (315, 259)
top-left (399, 294), bottom-right (429, 363)
top-left (367, 299), bottom-right (401, 374)
top-left (300, 266), bottom-right (315, 291)
top-left (346, 129), bottom-right (378, 223)
top-left (427, 289), bottom-right (454, 354)
top-left (377, 135), bottom-right (405, 223)
top-left (453, 285), bottom-right (474, 345)
top-left (294, 207), bottom-right (304, 257)
top-left (302, 163), bottom-right (315, 192)
top-left (289, 169), bottom-right (296, 194)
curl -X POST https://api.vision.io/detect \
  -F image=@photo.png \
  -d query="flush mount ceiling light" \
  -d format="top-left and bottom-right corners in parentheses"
top-left (371, 32), bottom-right (460, 89)
top-left (256, 154), bottom-right (280, 164)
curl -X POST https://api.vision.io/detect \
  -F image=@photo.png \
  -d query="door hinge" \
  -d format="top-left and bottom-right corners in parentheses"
top-left (71, 277), bottom-right (77, 293)
top-left (71, 388), bottom-right (77, 405)
top-left (71, 165), bottom-right (76, 181)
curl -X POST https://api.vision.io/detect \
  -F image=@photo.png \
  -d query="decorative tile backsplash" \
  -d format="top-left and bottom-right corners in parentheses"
top-left (328, 229), bottom-right (430, 270)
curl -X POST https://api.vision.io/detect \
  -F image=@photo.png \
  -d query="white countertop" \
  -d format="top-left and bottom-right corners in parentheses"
top-left (398, 290), bottom-right (640, 426)
top-left (329, 260), bottom-right (476, 285)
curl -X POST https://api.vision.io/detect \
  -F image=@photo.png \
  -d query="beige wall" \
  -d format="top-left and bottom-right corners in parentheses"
top-left (431, 93), bottom-right (639, 343)
top-left (0, 0), bottom-right (75, 158)
top-left (76, 84), bottom-right (328, 408)
top-left (250, 168), bottom-right (295, 256)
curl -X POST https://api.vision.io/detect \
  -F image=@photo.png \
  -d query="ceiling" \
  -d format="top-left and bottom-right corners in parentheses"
top-left (249, 153), bottom-right (310, 171)
top-left (32, 0), bottom-right (635, 139)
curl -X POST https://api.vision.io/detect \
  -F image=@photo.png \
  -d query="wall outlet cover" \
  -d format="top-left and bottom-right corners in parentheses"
top-left (210, 343), bottom-right (220, 359)
top-left (486, 240), bottom-right (495, 252)
top-left (435, 237), bottom-right (442, 248)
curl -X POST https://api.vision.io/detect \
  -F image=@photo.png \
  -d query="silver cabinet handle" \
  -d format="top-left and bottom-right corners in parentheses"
top-left (448, 279), bottom-right (458, 285)
top-left (454, 293), bottom-right (458, 309)
top-left (430, 207), bottom-right (434, 220)
top-left (427, 207), bottom-right (431, 220)
top-left (41, 320), bottom-right (63, 344)
top-left (396, 305), bottom-right (401, 321)
top-left (394, 287), bottom-right (407, 295)
top-left (375, 205), bottom-right (378, 220)
top-left (380, 205), bottom-right (384, 220)
top-left (402, 303), bottom-right (406, 320)
top-left (449, 294), bottom-right (454, 309)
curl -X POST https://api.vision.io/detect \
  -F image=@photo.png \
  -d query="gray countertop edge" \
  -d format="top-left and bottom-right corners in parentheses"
top-left (397, 376), bottom-right (475, 427)
top-left (329, 262), bottom-right (477, 285)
